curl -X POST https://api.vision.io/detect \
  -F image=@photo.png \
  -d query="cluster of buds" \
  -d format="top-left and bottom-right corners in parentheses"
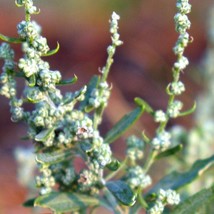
top-left (151, 131), bottom-right (171, 151)
top-left (125, 165), bottom-right (152, 190)
top-left (149, 189), bottom-right (180, 214)
top-left (126, 135), bottom-right (144, 161)
top-left (153, 0), bottom-right (192, 138)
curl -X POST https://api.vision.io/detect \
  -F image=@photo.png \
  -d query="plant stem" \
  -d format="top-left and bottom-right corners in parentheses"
top-left (137, 187), bottom-right (148, 209)
top-left (143, 149), bottom-right (158, 174)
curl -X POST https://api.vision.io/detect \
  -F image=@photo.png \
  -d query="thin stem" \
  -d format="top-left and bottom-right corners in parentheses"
top-left (137, 187), bottom-right (148, 209)
top-left (101, 46), bottom-right (115, 83)
top-left (143, 149), bottom-right (158, 174)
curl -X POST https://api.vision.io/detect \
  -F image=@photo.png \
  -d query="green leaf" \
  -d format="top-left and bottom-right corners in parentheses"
top-left (15, 0), bottom-right (24, 7)
top-left (104, 106), bottom-right (144, 144)
top-left (23, 198), bottom-right (36, 207)
top-left (27, 75), bottom-right (36, 87)
top-left (106, 180), bottom-right (136, 206)
top-left (148, 154), bottom-right (214, 195)
top-left (106, 159), bottom-right (121, 171)
top-left (62, 86), bottom-right (86, 106)
top-left (57, 74), bottom-right (78, 86)
top-left (79, 75), bottom-right (100, 111)
top-left (134, 97), bottom-right (153, 114)
top-left (178, 101), bottom-right (196, 117)
top-left (0, 33), bottom-right (23, 43)
top-left (34, 192), bottom-right (99, 213)
top-left (80, 141), bottom-right (93, 152)
top-left (36, 149), bottom-right (75, 165)
top-left (155, 144), bottom-right (183, 160)
top-left (42, 42), bottom-right (60, 57)
top-left (35, 128), bottom-right (55, 143)
top-left (172, 185), bottom-right (214, 214)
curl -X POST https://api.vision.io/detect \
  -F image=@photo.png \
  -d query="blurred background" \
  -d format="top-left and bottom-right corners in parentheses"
top-left (0, 0), bottom-right (213, 213)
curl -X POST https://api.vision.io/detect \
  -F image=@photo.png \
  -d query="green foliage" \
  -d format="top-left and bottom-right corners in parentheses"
top-left (172, 185), bottom-right (214, 214)
top-left (36, 149), bottom-right (75, 165)
top-left (104, 106), bottom-right (144, 144)
top-left (0, 0), bottom-right (214, 213)
top-left (148, 154), bottom-right (214, 195)
top-left (34, 192), bottom-right (99, 213)
top-left (155, 144), bottom-right (183, 160)
top-left (106, 180), bottom-right (136, 206)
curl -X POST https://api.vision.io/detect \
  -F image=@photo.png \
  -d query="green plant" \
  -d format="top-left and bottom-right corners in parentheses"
top-left (0, 0), bottom-right (214, 213)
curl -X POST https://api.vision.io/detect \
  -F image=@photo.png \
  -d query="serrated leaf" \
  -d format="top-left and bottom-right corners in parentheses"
top-left (104, 106), bottom-right (144, 144)
top-left (34, 192), bottom-right (99, 213)
top-left (35, 128), bottom-right (55, 143)
top-left (148, 154), bottom-right (214, 195)
top-left (36, 149), bottom-right (75, 165)
top-left (43, 42), bottom-right (60, 57)
top-left (106, 180), bottom-right (136, 206)
top-left (0, 33), bottom-right (23, 43)
top-left (134, 97), bottom-right (153, 114)
top-left (156, 144), bottom-right (183, 160)
top-left (172, 185), bottom-right (214, 214)
top-left (79, 75), bottom-right (100, 111)
top-left (57, 74), bottom-right (78, 86)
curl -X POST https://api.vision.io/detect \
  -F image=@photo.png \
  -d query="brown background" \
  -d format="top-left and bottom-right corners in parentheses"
top-left (0, 0), bottom-right (213, 213)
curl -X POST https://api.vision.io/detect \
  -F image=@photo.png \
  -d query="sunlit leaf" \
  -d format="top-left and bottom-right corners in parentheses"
top-left (134, 97), bottom-right (153, 114)
top-left (0, 33), bottom-right (23, 43)
top-left (178, 102), bottom-right (196, 117)
top-left (42, 42), bottom-right (60, 57)
top-left (27, 75), bottom-right (36, 87)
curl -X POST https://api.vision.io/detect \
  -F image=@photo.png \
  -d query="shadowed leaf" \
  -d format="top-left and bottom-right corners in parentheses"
top-left (104, 106), bottom-right (144, 144)
top-left (35, 192), bottom-right (99, 212)
top-left (36, 149), bottom-right (75, 165)
top-left (106, 180), bottom-right (136, 206)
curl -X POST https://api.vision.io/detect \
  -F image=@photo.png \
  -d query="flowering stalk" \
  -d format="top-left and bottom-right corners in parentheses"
top-left (127, 0), bottom-right (193, 212)
top-left (93, 12), bottom-right (123, 129)
top-left (0, 0), bottom-right (121, 203)
top-left (143, 0), bottom-right (193, 174)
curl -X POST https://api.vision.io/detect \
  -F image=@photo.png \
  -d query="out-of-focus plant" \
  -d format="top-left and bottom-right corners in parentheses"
top-left (0, 0), bottom-right (214, 213)
top-left (167, 3), bottom-right (214, 213)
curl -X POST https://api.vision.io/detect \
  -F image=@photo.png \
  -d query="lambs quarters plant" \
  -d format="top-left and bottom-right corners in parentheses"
top-left (0, 0), bottom-right (214, 213)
